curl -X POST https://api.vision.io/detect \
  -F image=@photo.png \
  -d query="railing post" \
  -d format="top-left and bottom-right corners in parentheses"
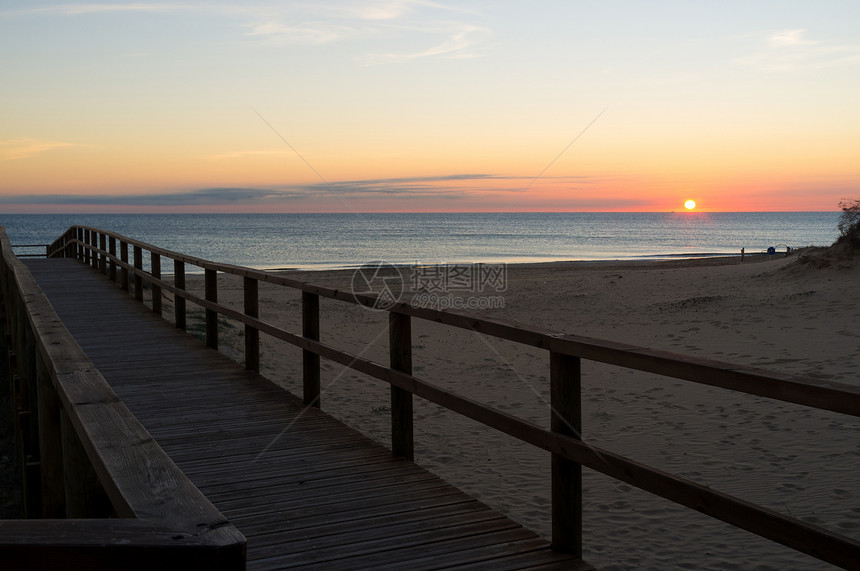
top-left (133, 245), bottom-right (143, 302)
top-left (108, 236), bottom-right (117, 282)
top-left (83, 229), bottom-right (91, 266)
top-left (389, 311), bottom-right (414, 460)
top-left (205, 269), bottom-right (218, 349)
top-left (90, 231), bottom-right (98, 271)
top-left (120, 241), bottom-right (129, 292)
top-left (244, 276), bottom-right (259, 372)
top-left (66, 228), bottom-right (75, 259)
top-left (550, 351), bottom-right (582, 556)
top-left (174, 260), bottom-right (186, 330)
top-left (302, 291), bottom-right (320, 407)
top-left (36, 351), bottom-right (65, 517)
top-left (76, 228), bottom-right (84, 261)
top-left (151, 252), bottom-right (162, 316)
top-left (98, 233), bottom-right (107, 274)
top-left (60, 409), bottom-right (111, 518)
top-left (18, 306), bottom-right (42, 518)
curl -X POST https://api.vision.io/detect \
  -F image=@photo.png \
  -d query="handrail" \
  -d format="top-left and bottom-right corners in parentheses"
top-left (44, 225), bottom-right (860, 567)
top-left (0, 226), bottom-right (246, 569)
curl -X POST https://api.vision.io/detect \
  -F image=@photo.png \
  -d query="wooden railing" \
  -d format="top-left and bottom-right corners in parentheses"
top-left (0, 227), bottom-right (246, 570)
top-left (40, 226), bottom-right (860, 567)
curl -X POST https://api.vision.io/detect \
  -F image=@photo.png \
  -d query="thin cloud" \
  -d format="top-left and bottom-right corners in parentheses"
top-left (242, 2), bottom-right (488, 61)
top-left (330, 0), bottom-right (480, 21)
top-left (738, 28), bottom-right (860, 71)
top-left (4, 2), bottom-right (490, 61)
top-left (246, 20), bottom-right (358, 46)
top-left (16, 3), bottom-right (190, 16)
top-left (0, 138), bottom-right (77, 161)
top-left (0, 174), bottom-right (598, 206)
top-left (769, 29), bottom-right (815, 47)
top-left (358, 23), bottom-right (488, 64)
top-left (0, 188), bottom-right (306, 206)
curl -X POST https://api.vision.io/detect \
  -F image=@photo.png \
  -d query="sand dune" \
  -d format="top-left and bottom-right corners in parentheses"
top-left (179, 252), bottom-right (859, 569)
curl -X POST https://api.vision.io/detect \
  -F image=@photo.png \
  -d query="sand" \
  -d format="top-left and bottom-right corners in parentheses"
top-left (177, 251), bottom-right (859, 570)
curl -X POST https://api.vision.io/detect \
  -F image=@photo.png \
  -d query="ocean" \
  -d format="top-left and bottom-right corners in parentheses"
top-left (0, 212), bottom-right (841, 270)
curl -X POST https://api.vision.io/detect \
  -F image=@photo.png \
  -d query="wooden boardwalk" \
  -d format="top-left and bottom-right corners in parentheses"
top-left (24, 258), bottom-right (588, 570)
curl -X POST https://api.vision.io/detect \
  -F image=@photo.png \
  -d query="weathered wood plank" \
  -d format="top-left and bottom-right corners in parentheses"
top-left (22, 256), bottom-right (579, 570)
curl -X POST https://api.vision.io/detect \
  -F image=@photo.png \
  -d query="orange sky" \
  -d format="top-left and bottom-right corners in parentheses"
top-left (2, 2), bottom-right (859, 213)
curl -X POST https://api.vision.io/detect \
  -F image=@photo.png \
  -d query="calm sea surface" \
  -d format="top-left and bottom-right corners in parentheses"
top-left (1, 212), bottom-right (840, 270)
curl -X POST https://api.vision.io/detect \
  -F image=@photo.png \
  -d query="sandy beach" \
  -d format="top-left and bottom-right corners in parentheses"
top-left (176, 249), bottom-right (859, 569)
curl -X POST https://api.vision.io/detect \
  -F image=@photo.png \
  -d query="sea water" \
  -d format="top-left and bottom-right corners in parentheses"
top-left (0, 212), bottom-right (841, 270)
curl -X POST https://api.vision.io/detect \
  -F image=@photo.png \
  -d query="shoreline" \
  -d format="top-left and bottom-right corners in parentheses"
top-left (173, 248), bottom-right (794, 276)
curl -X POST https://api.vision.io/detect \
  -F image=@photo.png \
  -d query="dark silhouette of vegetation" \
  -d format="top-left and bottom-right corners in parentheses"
top-left (837, 199), bottom-right (860, 242)
top-left (795, 199), bottom-right (860, 269)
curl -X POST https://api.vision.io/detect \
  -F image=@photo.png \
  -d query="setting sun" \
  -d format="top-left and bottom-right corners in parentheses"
top-left (684, 200), bottom-right (696, 210)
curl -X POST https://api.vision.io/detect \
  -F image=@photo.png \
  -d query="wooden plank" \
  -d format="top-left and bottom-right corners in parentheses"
top-left (3, 254), bottom-right (247, 566)
top-left (223, 481), bottom-right (466, 521)
top-left (20, 255), bottom-right (589, 570)
top-left (0, 519), bottom-right (246, 571)
top-left (239, 498), bottom-right (492, 538)
top-left (363, 538), bottom-right (588, 571)
top-left (249, 517), bottom-right (519, 567)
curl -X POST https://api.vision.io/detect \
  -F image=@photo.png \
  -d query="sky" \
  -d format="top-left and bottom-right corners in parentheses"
top-left (1, 1), bottom-right (859, 213)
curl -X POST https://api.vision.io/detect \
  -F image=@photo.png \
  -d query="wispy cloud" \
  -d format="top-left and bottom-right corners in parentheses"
top-left (358, 22), bottom-right (488, 65)
top-left (246, 20), bottom-right (358, 46)
top-left (0, 138), bottom-right (77, 160)
top-left (0, 174), bottom-right (596, 206)
top-left (3, 2), bottom-right (490, 62)
top-left (15, 3), bottom-right (190, 16)
top-left (768, 29), bottom-right (815, 47)
top-left (328, 0), bottom-right (480, 21)
top-left (242, 1), bottom-right (488, 62)
top-left (738, 28), bottom-right (860, 71)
